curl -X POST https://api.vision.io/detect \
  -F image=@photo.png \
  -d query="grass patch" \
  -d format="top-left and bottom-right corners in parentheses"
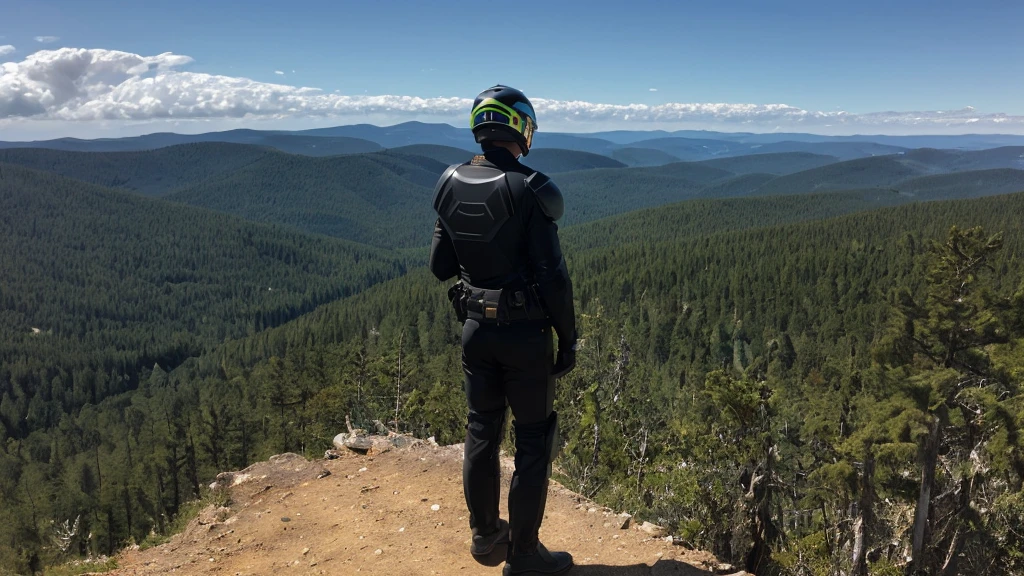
top-left (139, 486), bottom-right (232, 551)
top-left (42, 557), bottom-right (118, 576)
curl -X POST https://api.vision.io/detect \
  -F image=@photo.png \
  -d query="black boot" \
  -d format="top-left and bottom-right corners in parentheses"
top-left (503, 542), bottom-right (573, 575)
top-left (471, 518), bottom-right (510, 556)
top-left (464, 408), bottom-right (505, 552)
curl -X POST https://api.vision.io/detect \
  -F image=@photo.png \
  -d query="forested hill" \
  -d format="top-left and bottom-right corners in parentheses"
top-left (165, 151), bottom-right (447, 248)
top-left (0, 143), bottom-right (281, 197)
top-left (0, 130), bottom-right (383, 156)
top-left (0, 163), bottom-right (407, 439)
top-left (207, 190), bottom-right (1024, 373)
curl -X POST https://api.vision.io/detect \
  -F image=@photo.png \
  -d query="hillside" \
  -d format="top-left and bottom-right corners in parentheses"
top-left (900, 146), bottom-right (1024, 172)
top-left (749, 155), bottom-right (926, 196)
top-left (166, 151), bottom-right (447, 248)
top-left (0, 143), bottom-right (280, 196)
top-left (555, 167), bottom-right (716, 225)
top-left (892, 167), bottom-right (1024, 198)
top-left (625, 137), bottom-right (747, 161)
top-left (695, 152), bottom-right (839, 176)
top-left (389, 144), bottom-right (473, 165)
top-left (0, 130), bottom-right (383, 156)
top-left (749, 139), bottom-right (907, 159)
top-left (108, 445), bottom-right (736, 576)
top-left (610, 147), bottom-right (682, 167)
top-left (296, 121), bottom-right (475, 149)
top-left (0, 163), bottom-right (406, 436)
top-left (694, 173), bottom-right (778, 198)
top-left (526, 148), bottom-right (628, 172)
top-left (560, 188), bottom-right (920, 250)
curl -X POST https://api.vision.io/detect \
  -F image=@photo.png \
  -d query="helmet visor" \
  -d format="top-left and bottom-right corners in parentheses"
top-left (473, 109), bottom-right (512, 127)
top-left (522, 115), bottom-right (536, 149)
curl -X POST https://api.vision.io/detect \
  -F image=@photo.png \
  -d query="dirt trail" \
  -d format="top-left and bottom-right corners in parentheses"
top-left (110, 444), bottom-right (746, 576)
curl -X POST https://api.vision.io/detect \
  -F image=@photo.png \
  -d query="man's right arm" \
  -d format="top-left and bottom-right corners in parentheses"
top-left (523, 173), bottom-right (577, 350)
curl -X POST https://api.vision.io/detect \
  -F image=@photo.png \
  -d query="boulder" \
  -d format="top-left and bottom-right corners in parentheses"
top-left (639, 521), bottom-right (668, 537)
top-left (332, 433), bottom-right (349, 451)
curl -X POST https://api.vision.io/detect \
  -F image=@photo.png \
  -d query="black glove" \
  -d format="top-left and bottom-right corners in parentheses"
top-left (552, 341), bottom-right (577, 379)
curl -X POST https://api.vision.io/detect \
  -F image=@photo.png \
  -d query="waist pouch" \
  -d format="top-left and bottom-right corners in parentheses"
top-left (449, 281), bottom-right (547, 324)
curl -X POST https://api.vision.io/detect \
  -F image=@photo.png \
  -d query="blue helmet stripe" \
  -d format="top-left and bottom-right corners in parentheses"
top-left (512, 101), bottom-right (537, 124)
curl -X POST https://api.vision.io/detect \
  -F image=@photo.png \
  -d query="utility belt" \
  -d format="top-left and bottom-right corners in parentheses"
top-left (448, 280), bottom-right (548, 324)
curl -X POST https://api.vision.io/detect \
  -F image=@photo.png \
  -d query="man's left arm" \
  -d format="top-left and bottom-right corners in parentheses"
top-left (429, 219), bottom-right (459, 281)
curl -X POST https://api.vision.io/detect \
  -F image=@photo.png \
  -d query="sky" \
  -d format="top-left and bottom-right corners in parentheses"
top-left (2, 0), bottom-right (1023, 139)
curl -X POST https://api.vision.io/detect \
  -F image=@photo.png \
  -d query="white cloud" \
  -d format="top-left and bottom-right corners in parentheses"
top-left (34, 36), bottom-right (59, 44)
top-left (649, 88), bottom-right (657, 92)
top-left (1, 47), bottom-right (1023, 135)
top-left (274, 70), bottom-right (285, 75)
top-left (0, 45), bottom-right (14, 58)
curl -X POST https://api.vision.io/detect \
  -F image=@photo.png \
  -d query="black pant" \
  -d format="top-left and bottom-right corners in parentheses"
top-left (462, 318), bottom-right (554, 557)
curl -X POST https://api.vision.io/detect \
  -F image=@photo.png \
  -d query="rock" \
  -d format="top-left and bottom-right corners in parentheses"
top-left (374, 549), bottom-right (383, 555)
top-left (714, 564), bottom-right (737, 574)
top-left (639, 521), bottom-right (668, 537)
top-left (390, 434), bottom-right (423, 449)
top-left (369, 436), bottom-right (393, 455)
top-left (267, 453), bottom-right (305, 466)
top-left (332, 433), bottom-right (349, 451)
top-left (198, 506), bottom-right (232, 525)
top-left (618, 513), bottom-right (632, 529)
top-left (324, 449), bottom-right (342, 460)
top-left (372, 420), bottom-right (389, 434)
top-left (340, 433), bottom-right (395, 455)
top-left (430, 504), bottom-right (441, 511)
top-left (651, 558), bottom-right (711, 575)
top-left (427, 436), bottom-right (439, 446)
top-left (316, 469), bottom-right (331, 479)
top-left (345, 435), bottom-right (375, 452)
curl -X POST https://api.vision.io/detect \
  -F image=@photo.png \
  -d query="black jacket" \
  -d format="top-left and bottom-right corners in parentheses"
top-left (429, 148), bottom-right (577, 346)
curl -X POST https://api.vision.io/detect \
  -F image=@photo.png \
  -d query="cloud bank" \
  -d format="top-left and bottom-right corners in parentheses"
top-left (2, 47), bottom-right (1023, 135)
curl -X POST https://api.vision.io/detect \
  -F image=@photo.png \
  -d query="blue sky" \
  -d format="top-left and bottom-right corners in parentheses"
top-left (2, 0), bottom-right (1023, 138)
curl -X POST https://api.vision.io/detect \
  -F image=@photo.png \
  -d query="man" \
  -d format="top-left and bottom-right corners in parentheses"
top-left (429, 85), bottom-right (578, 576)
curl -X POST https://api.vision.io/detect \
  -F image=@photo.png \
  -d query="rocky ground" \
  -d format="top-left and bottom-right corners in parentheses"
top-left (106, 437), bottom-right (748, 576)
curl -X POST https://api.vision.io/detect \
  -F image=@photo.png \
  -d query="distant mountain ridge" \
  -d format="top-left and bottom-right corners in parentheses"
top-left (6, 122), bottom-right (1024, 165)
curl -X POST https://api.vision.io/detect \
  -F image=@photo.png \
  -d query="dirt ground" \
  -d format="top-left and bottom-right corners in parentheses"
top-left (108, 444), bottom-right (746, 576)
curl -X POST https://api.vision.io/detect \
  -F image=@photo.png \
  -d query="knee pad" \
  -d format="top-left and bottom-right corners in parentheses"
top-left (465, 408), bottom-right (506, 463)
top-left (545, 411), bottom-right (560, 463)
top-left (513, 411), bottom-right (560, 486)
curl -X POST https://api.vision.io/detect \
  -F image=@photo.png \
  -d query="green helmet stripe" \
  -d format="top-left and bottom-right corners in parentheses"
top-left (470, 98), bottom-right (527, 134)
